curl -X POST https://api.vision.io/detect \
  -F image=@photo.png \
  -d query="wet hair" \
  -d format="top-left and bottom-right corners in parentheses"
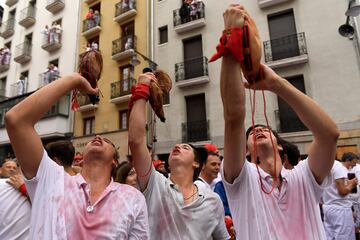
top-left (341, 152), bottom-right (359, 162)
top-left (279, 139), bottom-right (300, 167)
top-left (113, 161), bottom-right (133, 183)
top-left (45, 140), bottom-right (75, 167)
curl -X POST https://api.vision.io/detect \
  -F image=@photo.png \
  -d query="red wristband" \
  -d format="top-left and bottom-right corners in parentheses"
top-left (128, 83), bottom-right (150, 110)
top-left (209, 27), bottom-right (246, 63)
top-left (18, 183), bottom-right (28, 197)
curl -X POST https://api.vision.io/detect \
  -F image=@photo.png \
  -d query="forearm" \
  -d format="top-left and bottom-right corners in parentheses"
top-left (221, 56), bottom-right (247, 183)
top-left (128, 99), bottom-right (152, 191)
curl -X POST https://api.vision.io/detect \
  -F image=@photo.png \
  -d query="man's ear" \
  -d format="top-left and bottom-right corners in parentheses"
top-left (277, 144), bottom-right (283, 153)
top-left (193, 161), bottom-right (200, 169)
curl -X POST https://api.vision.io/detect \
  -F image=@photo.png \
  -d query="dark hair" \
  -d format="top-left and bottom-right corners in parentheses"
top-left (279, 139), bottom-right (300, 167)
top-left (45, 140), bottom-right (75, 167)
top-left (1, 158), bottom-right (18, 167)
top-left (192, 148), bottom-right (203, 182)
top-left (114, 161), bottom-right (133, 183)
top-left (341, 152), bottom-right (359, 162)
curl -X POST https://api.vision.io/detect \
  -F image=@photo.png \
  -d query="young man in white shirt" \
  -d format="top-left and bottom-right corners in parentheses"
top-left (5, 73), bottom-right (149, 240)
top-left (220, 5), bottom-right (339, 239)
top-left (323, 153), bottom-right (358, 240)
top-left (128, 73), bottom-right (229, 240)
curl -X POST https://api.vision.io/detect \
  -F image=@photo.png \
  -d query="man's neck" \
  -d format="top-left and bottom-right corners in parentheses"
top-left (258, 154), bottom-right (283, 178)
top-left (199, 172), bottom-right (213, 185)
top-left (170, 166), bottom-right (193, 189)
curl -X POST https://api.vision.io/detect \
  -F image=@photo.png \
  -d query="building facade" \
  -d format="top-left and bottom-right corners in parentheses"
top-left (153, 0), bottom-right (360, 160)
top-left (72, 0), bottom-right (152, 162)
top-left (0, 0), bottom-right (80, 162)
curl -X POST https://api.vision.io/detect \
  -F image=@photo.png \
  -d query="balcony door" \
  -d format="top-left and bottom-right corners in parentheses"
top-left (185, 93), bottom-right (207, 142)
top-left (277, 75), bottom-right (307, 133)
top-left (183, 36), bottom-right (203, 79)
top-left (268, 9), bottom-right (299, 60)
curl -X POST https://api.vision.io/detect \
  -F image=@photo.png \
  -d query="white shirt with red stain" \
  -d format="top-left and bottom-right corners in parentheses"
top-left (222, 159), bottom-right (330, 240)
top-left (25, 150), bottom-right (149, 240)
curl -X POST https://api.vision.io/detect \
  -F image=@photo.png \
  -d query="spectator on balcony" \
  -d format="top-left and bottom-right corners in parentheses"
top-left (128, 72), bottom-right (229, 239)
top-left (179, 0), bottom-right (191, 24)
top-left (54, 23), bottom-right (62, 44)
top-left (122, 0), bottom-right (130, 11)
top-left (41, 25), bottom-right (49, 43)
top-left (190, 0), bottom-right (199, 21)
top-left (2, 46), bottom-right (11, 65)
top-left (91, 41), bottom-right (99, 51)
top-left (86, 8), bottom-right (94, 29)
top-left (124, 35), bottom-right (133, 50)
top-left (49, 22), bottom-right (57, 44)
top-left (93, 10), bottom-right (100, 27)
top-left (43, 64), bottom-right (59, 86)
top-left (16, 75), bottom-right (26, 96)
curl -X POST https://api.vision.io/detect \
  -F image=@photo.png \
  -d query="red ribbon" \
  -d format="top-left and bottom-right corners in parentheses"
top-left (209, 27), bottom-right (245, 63)
top-left (71, 89), bottom-right (80, 111)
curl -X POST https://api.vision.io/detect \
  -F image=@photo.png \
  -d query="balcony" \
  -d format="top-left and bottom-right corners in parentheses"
top-left (0, 93), bottom-right (68, 128)
top-left (173, 2), bottom-right (205, 34)
top-left (175, 56), bottom-right (209, 88)
top-left (77, 94), bottom-right (98, 112)
top-left (19, 6), bottom-right (36, 28)
top-left (112, 35), bottom-right (136, 61)
top-left (0, 18), bottom-right (15, 39)
top-left (14, 42), bottom-right (32, 64)
top-left (84, 0), bottom-right (98, 4)
top-left (114, 0), bottom-right (137, 24)
top-left (0, 51), bottom-right (11, 73)
top-left (82, 15), bottom-right (101, 39)
top-left (41, 32), bottom-right (62, 52)
top-left (10, 79), bottom-right (28, 98)
top-left (263, 32), bottom-right (308, 69)
top-left (5, 0), bottom-right (18, 7)
top-left (46, 0), bottom-right (65, 14)
top-left (258, 0), bottom-right (291, 9)
top-left (110, 77), bottom-right (136, 104)
top-left (182, 120), bottom-right (210, 143)
top-left (38, 71), bottom-right (60, 88)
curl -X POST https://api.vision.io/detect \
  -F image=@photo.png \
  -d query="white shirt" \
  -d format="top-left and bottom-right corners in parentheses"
top-left (194, 176), bottom-right (217, 191)
top-left (143, 168), bottom-right (229, 240)
top-left (0, 178), bottom-right (31, 240)
top-left (25, 150), bottom-right (149, 240)
top-left (323, 160), bottom-right (353, 208)
top-left (222, 159), bottom-right (330, 240)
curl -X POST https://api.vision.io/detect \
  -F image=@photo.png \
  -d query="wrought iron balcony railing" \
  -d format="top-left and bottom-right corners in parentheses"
top-left (19, 6), bottom-right (36, 28)
top-left (14, 41), bottom-right (32, 64)
top-left (46, 0), bottom-right (65, 14)
top-left (115, 0), bottom-right (136, 17)
top-left (0, 18), bottom-right (15, 38)
top-left (182, 120), bottom-right (210, 142)
top-left (263, 32), bottom-right (308, 62)
top-left (175, 56), bottom-right (208, 82)
top-left (173, 2), bottom-right (205, 27)
top-left (10, 79), bottom-right (28, 98)
top-left (112, 35), bottom-right (137, 55)
top-left (82, 14), bottom-right (101, 32)
top-left (39, 71), bottom-right (60, 88)
top-left (111, 77), bottom-right (136, 99)
top-left (41, 31), bottom-right (62, 52)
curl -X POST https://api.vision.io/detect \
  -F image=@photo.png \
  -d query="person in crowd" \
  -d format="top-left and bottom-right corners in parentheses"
top-left (219, 4), bottom-right (339, 239)
top-left (114, 161), bottom-right (137, 188)
top-left (349, 153), bottom-right (360, 237)
top-left (128, 72), bottom-right (229, 240)
top-left (86, 8), bottom-right (94, 29)
top-left (195, 143), bottom-right (221, 190)
top-left (0, 160), bottom-right (31, 240)
top-left (45, 140), bottom-right (77, 176)
top-left (1, 158), bottom-right (17, 178)
top-left (279, 139), bottom-right (301, 169)
top-left (152, 159), bottom-right (169, 178)
top-left (179, 0), bottom-right (191, 24)
top-left (93, 10), bottom-right (100, 26)
top-left (5, 73), bottom-right (149, 239)
top-left (322, 152), bottom-right (358, 240)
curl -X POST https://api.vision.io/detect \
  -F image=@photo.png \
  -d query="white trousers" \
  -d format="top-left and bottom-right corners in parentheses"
top-left (323, 205), bottom-right (355, 240)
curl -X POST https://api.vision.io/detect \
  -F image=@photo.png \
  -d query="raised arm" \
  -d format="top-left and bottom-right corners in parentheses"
top-left (245, 64), bottom-right (339, 183)
top-left (128, 73), bottom-right (156, 191)
top-left (5, 73), bottom-right (98, 179)
top-left (221, 5), bottom-right (248, 183)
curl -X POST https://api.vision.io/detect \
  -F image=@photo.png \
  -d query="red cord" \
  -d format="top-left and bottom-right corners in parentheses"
top-left (248, 71), bottom-right (278, 195)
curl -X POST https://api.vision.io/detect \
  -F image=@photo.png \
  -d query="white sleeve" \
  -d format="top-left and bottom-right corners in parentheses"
top-left (333, 163), bottom-right (347, 180)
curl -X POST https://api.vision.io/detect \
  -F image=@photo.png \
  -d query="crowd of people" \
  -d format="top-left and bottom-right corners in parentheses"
top-left (179, 0), bottom-right (203, 24)
top-left (42, 63), bottom-right (60, 86)
top-left (85, 8), bottom-right (101, 30)
top-left (0, 4), bottom-right (359, 240)
top-left (41, 23), bottom-right (62, 45)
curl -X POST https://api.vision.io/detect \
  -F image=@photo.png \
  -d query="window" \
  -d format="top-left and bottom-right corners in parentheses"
top-left (0, 77), bottom-right (6, 96)
top-left (268, 9), bottom-right (299, 60)
top-left (183, 35), bottom-right (204, 79)
top-left (5, 41), bottom-right (11, 49)
top-left (25, 33), bottom-right (33, 44)
top-left (119, 110), bottom-right (128, 130)
top-left (277, 75), bottom-right (307, 133)
top-left (84, 117), bottom-right (95, 135)
top-left (159, 26), bottom-right (168, 44)
top-left (184, 93), bottom-right (208, 142)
